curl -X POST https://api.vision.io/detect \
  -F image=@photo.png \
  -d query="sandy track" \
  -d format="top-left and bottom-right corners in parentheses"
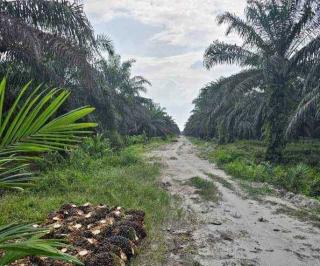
top-left (152, 137), bottom-right (320, 266)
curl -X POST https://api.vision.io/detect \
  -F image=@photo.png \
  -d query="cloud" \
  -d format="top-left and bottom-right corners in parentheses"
top-left (190, 60), bottom-right (204, 70)
top-left (127, 52), bottom-right (240, 128)
top-left (83, 0), bottom-right (246, 129)
top-left (84, 0), bottom-right (246, 49)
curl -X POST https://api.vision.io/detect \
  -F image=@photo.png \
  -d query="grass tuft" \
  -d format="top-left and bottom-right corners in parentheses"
top-left (186, 176), bottom-right (219, 202)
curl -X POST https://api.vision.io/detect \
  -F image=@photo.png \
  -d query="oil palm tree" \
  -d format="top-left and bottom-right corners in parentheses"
top-left (184, 78), bottom-right (267, 142)
top-left (203, 0), bottom-right (320, 162)
top-left (0, 0), bottom-right (115, 131)
top-left (0, 0), bottom-right (96, 84)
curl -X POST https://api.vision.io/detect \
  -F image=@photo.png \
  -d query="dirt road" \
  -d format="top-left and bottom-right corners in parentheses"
top-left (152, 136), bottom-right (320, 266)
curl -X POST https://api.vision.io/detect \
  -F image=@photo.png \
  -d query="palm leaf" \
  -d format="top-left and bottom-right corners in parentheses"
top-left (0, 224), bottom-right (83, 265)
top-left (0, 77), bottom-right (97, 189)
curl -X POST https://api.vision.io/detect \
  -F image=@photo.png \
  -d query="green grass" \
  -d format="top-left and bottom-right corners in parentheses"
top-left (191, 138), bottom-right (320, 200)
top-left (186, 176), bottom-right (219, 202)
top-left (0, 137), bottom-right (176, 265)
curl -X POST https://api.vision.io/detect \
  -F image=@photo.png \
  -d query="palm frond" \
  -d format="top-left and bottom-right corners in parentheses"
top-left (0, 0), bottom-right (95, 48)
top-left (0, 77), bottom-right (97, 189)
top-left (217, 12), bottom-right (270, 51)
top-left (0, 224), bottom-right (83, 265)
top-left (204, 40), bottom-right (260, 68)
top-left (287, 87), bottom-right (320, 137)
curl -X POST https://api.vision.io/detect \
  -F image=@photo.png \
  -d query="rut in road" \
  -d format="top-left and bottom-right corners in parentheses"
top-left (152, 136), bottom-right (320, 266)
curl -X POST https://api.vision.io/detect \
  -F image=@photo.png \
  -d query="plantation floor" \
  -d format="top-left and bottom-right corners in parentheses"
top-left (152, 136), bottom-right (320, 266)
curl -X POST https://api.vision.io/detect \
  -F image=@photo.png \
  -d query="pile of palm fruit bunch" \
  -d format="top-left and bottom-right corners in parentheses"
top-left (11, 203), bottom-right (147, 266)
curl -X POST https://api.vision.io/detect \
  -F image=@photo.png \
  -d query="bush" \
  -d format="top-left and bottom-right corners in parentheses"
top-left (37, 151), bottom-right (67, 171)
top-left (80, 135), bottom-right (112, 158)
top-left (310, 178), bottom-right (320, 197)
top-left (102, 146), bottom-right (141, 167)
top-left (286, 164), bottom-right (310, 194)
top-left (105, 130), bottom-right (124, 150)
top-left (212, 149), bottom-right (241, 165)
top-left (124, 135), bottom-right (148, 146)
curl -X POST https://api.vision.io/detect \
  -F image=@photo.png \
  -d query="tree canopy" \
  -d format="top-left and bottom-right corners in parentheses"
top-left (0, 0), bottom-right (179, 138)
top-left (185, 0), bottom-right (320, 162)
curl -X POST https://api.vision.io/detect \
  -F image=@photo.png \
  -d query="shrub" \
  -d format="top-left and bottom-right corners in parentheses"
top-left (101, 146), bottom-right (141, 167)
top-left (200, 139), bottom-right (320, 199)
top-left (80, 135), bottom-right (112, 158)
top-left (105, 130), bottom-right (124, 150)
top-left (286, 164), bottom-right (310, 194)
top-left (212, 149), bottom-right (240, 165)
top-left (125, 135), bottom-right (148, 146)
top-left (310, 178), bottom-right (320, 197)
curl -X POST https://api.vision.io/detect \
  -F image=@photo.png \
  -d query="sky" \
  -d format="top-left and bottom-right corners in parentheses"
top-left (83, 0), bottom-right (246, 129)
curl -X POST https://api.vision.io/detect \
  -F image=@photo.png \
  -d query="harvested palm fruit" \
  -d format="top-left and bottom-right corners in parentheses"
top-left (9, 203), bottom-right (147, 266)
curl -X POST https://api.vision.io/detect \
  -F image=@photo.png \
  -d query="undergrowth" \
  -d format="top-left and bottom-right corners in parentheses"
top-left (0, 135), bottom-right (177, 264)
top-left (190, 138), bottom-right (320, 199)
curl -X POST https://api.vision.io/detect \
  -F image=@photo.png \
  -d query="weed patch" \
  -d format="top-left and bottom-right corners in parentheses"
top-left (191, 138), bottom-right (320, 199)
top-left (186, 176), bottom-right (219, 202)
top-left (0, 139), bottom-right (175, 265)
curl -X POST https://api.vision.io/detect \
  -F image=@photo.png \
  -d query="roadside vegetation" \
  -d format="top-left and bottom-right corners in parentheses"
top-left (184, 0), bottom-right (320, 202)
top-left (1, 136), bottom-right (176, 265)
top-left (191, 138), bottom-right (320, 200)
top-left (0, 0), bottom-right (180, 264)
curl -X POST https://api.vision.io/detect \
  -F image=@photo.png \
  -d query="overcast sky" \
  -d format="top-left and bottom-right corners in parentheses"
top-left (83, 0), bottom-right (246, 129)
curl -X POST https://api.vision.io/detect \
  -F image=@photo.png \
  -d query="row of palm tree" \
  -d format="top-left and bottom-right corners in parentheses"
top-left (0, 0), bottom-right (179, 138)
top-left (97, 55), bottom-right (180, 137)
top-left (0, 0), bottom-right (179, 263)
top-left (184, 0), bottom-right (320, 162)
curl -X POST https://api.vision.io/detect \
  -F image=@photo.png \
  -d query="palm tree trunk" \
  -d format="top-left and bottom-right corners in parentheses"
top-left (265, 86), bottom-right (287, 163)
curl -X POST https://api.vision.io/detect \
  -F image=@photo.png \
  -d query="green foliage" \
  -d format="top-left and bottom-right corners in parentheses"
top-left (186, 176), bottom-right (219, 202)
top-left (213, 149), bottom-right (241, 165)
top-left (104, 130), bottom-right (125, 150)
top-left (0, 77), bottom-right (96, 264)
top-left (0, 224), bottom-right (83, 265)
top-left (310, 178), bottom-right (320, 197)
top-left (286, 164), bottom-right (311, 194)
top-left (0, 78), bottom-right (96, 190)
top-left (196, 139), bottom-right (320, 198)
top-left (185, 0), bottom-right (320, 162)
top-left (0, 1), bottom-right (179, 139)
top-left (0, 140), bottom-right (174, 265)
top-left (0, 0), bottom-right (111, 127)
top-left (124, 135), bottom-right (148, 146)
top-left (96, 54), bottom-right (180, 137)
top-left (80, 134), bottom-right (112, 158)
